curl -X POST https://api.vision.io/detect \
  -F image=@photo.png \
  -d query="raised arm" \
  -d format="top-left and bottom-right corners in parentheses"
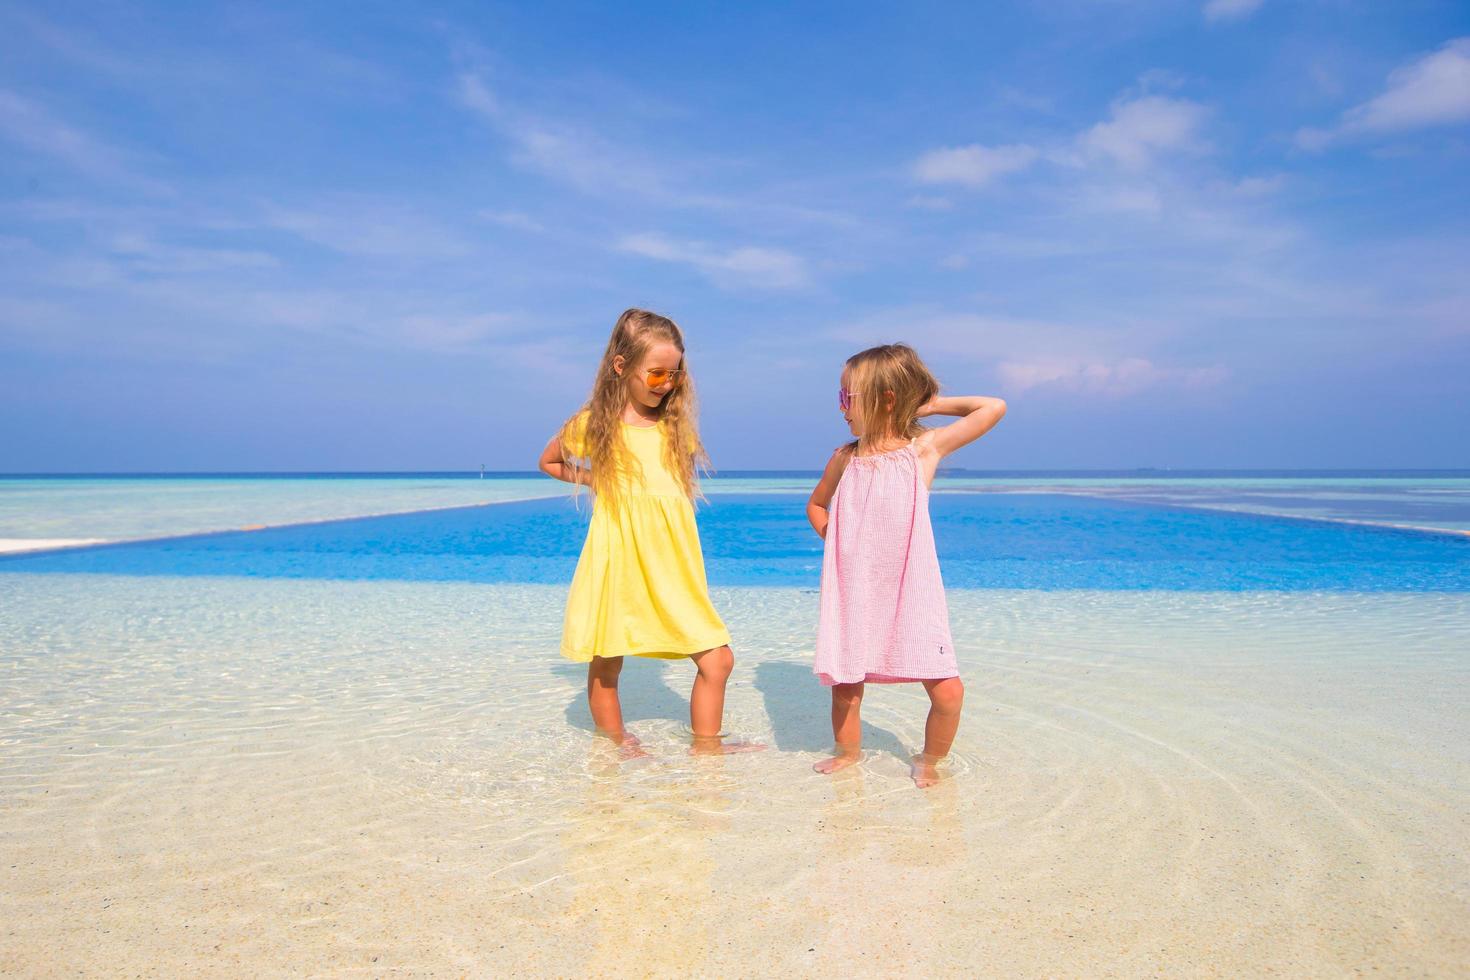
top-left (537, 434), bottom-right (591, 486)
top-left (806, 448), bottom-right (851, 539)
top-left (917, 394), bottom-right (1007, 459)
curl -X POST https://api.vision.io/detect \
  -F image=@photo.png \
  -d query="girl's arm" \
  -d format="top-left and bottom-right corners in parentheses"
top-left (537, 435), bottom-right (591, 485)
top-left (917, 394), bottom-right (1008, 458)
top-left (806, 448), bottom-right (850, 539)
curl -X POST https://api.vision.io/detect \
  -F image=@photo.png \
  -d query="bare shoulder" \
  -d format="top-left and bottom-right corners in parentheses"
top-left (809, 444), bottom-right (854, 506)
top-left (828, 443), bottom-right (855, 472)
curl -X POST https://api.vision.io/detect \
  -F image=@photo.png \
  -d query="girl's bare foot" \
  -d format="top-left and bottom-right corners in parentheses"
top-left (600, 729), bottom-right (650, 760)
top-left (618, 743), bottom-right (651, 761)
top-left (689, 735), bottom-right (767, 756)
top-left (813, 747), bottom-right (861, 774)
top-left (910, 753), bottom-right (942, 788)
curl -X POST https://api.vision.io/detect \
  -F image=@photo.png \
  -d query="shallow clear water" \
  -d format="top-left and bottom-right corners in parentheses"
top-left (1, 575), bottom-right (1466, 974)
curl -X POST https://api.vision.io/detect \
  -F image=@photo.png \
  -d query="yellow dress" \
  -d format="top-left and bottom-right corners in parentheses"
top-left (560, 413), bottom-right (731, 661)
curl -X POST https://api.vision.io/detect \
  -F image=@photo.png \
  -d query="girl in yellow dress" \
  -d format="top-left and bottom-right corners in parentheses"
top-left (537, 308), bottom-right (761, 756)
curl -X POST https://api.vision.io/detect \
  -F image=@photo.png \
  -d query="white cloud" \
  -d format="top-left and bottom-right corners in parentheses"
top-left (262, 199), bottom-right (471, 259)
top-left (480, 210), bottom-right (546, 234)
top-left (1203, 0), bottom-right (1263, 23)
top-left (399, 312), bottom-right (517, 349)
top-left (965, 233), bottom-right (1091, 259)
top-left (0, 217), bottom-right (535, 357)
top-left (1343, 37), bottom-right (1470, 132)
top-left (0, 89), bottom-right (171, 196)
top-left (4, 9), bottom-right (145, 79)
top-left (457, 70), bottom-right (501, 117)
top-left (997, 358), bottom-right (1228, 396)
top-left (1294, 126), bottom-right (1334, 152)
top-left (912, 143), bottom-right (1038, 188)
top-left (458, 73), bottom-right (702, 203)
top-left (1298, 37), bottom-right (1470, 150)
top-left (135, 282), bottom-right (526, 354)
top-left (456, 71), bottom-right (857, 231)
top-left (455, 73), bottom-right (732, 211)
top-left (1083, 185), bottom-right (1165, 215)
top-left (1081, 96), bottom-right (1208, 169)
top-left (829, 306), bottom-right (1234, 400)
top-left (106, 233), bottom-right (280, 274)
top-left (830, 309), bottom-right (1090, 361)
top-left (917, 89), bottom-right (1209, 214)
top-left (619, 232), bottom-right (808, 290)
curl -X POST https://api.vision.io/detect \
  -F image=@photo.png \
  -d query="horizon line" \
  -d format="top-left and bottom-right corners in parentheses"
top-left (5, 468), bottom-right (1470, 479)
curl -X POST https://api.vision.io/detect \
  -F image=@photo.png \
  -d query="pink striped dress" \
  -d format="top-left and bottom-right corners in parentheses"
top-left (813, 441), bottom-right (958, 686)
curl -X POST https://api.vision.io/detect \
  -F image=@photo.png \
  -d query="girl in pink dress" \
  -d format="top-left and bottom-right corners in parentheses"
top-left (807, 344), bottom-right (1007, 787)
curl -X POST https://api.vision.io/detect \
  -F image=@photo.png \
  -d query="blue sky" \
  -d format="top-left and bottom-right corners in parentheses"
top-left (1, 1), bottom-right (1467, 472)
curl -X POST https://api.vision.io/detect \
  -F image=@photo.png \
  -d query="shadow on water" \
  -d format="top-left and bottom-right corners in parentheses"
top-left (552, 657), bottom-right (693, 733)
top-left (754, 660), bottom-right (909, 761)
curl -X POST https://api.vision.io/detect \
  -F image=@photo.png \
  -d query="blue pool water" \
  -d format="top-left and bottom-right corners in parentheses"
top-left (3, 493), bottom-right (1466, 591)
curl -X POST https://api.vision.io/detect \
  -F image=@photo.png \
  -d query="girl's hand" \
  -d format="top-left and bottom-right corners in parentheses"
top-left (915, 396), bottom-right (940, 419)
top-left (921, 395), bottom-right (1007, 457)
top-left (538, 435), bottom-right (591, 485)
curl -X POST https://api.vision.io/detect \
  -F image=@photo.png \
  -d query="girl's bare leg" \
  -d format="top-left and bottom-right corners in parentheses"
top-left (688, 646), bottom-right (765, 755)
top-left (814, 682), bottom-right (864, 774)
top-left (587, 656), bottom-right (645, 756)
top-left (912, 677), bottom-right (965, 788)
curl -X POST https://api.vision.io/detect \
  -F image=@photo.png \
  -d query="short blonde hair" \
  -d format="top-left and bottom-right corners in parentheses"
top-left (844, 343), bottom-right (939, 453)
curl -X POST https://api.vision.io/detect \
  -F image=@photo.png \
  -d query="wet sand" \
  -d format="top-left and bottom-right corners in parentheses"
top-left (1, 577), bottom-right (1466, 975)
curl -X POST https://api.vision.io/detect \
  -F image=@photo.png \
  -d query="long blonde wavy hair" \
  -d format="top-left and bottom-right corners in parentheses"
top-left (844, 343), bottom-right (940, 455)
top-left (558, 308), bottom-right (709, 506)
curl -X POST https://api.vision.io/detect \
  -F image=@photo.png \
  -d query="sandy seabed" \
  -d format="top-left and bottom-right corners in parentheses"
top-left (1, 575), bottom-right (1466, 977)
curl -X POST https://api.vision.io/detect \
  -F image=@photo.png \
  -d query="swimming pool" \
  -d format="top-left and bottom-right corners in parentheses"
top-left (4, 492), bottom-right (1466, 591)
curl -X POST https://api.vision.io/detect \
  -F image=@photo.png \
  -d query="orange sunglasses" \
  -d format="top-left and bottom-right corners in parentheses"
top-left (642, 368), bottom-right (684, 388)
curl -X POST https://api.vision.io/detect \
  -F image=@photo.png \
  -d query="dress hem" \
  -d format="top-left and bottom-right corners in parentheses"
top-left (815, 669), bottom-right (960, 686)
top-left (561, 632), bottom-right (732, 663)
